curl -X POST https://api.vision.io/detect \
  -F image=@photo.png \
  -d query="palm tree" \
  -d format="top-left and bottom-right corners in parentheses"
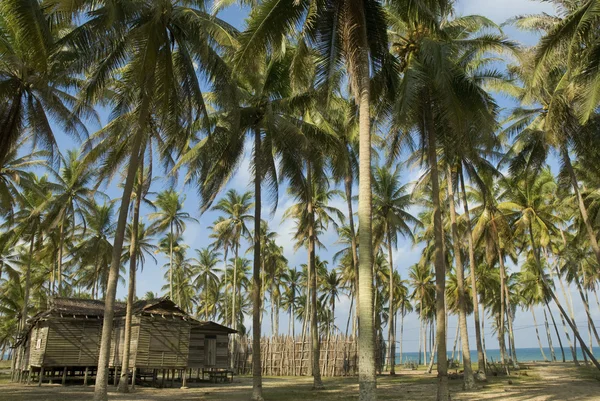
top-left (72, 201), bottom-right (115, 299)
top-left (235, 0), bottom-right (390, 395)
top-left (409, 262), bottom-right (435, 366)
top-left (284, 157), bottom-right (344, 388)
top-left (211, 189), bottom-right (252, 360)
top-left (12, 176), bottom-right (53, 329)
top-left (149, 189), bottom-right (197, 303)
top-left (186, 45), bottom-right (317, 399)
top-left (281, 267), bottom-right (301, 336)
top-left (57, 0), bottom-right (239, 397)
top-left (372, 165), bottom-right (418, 375)
top-left (0, 1), bottom-right (91, 167)
top-left (0, 138), bottom-right (45, 220)
top-left (507, 4), bottom-right (600, 268)
top-left (46, 149), bottom-right (97, 294)
top-left (192, 247), bottom-right (221, 321)
top-left (319, 269), bottom-right (342, 337)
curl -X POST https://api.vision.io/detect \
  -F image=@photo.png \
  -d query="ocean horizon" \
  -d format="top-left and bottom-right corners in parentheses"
top-left (394, 346), bottom-right (600, 364)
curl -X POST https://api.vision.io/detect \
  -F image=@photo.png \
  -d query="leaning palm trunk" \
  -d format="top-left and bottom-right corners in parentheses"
top-left (576, 277), bottom-right (600, 347)
top-left (543, 308), bottom-right (556, 361)
top-left (459, 170), bottom-right (487, 379)
top-left (94, 101), bottom-right (147, 401)
top-left (531, 307), bottom-right (548, 361)
top-left (546, 301), bottom-right (565, 362)
top-left (529, 226), bottom-right (600, 370)
top-left (117, 163), bottom-right (144, 392)
top-left (562, 147), bottom-right (600, 266)
top-left (251, 128), bottom-right (263, 401)
top-left (307, 160), bottom-right (323, 388)
top-left (446, 167), bottom-right (474, 389)
top-left (425, 103), bottom-right (449, 400)
top-left (57, 221), bottom-right (65, 294)
top-left (494, 230), bottom-right (508, 365)
top-left (387, 230), bottom-right (396, 375)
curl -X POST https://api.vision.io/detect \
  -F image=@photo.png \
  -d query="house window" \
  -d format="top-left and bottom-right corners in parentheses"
top-left (36, 338), bottom-right (41, 349)
top-left (205, 337), bottom-right (216, 366)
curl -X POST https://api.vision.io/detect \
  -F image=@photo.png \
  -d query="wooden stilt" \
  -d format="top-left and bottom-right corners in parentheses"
top-left (61, 367), bottom-right (67, 386)
top-left (114, 366), bottom-right (119, 386)
top-left (171, 369), bottom-right (175, 387)
top-left (131, 367), bottom-right (136, 390)
top-left (181, 369), bottom-right (187, 389)
top-left (84, 367), bottom-right (89, 386)
top-left (161, 369), bottom-right (165, 388)
top-left (27, 369), bottom-right (32, 385)
top-left (38, 367), bottom-right (44, 387)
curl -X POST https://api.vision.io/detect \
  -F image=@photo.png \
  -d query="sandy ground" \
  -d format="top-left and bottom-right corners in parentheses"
top-left (0, 363), bottom-right (598, 401)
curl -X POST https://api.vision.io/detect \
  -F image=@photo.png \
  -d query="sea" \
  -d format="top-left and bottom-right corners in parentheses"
top-left (395, 346), bottom-right (600, 364)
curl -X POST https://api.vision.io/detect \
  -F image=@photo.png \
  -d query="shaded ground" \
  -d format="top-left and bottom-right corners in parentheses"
top-left (0, 363), bottom-right (598, 401)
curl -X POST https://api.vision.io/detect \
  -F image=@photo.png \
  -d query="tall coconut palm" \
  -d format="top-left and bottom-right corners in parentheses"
top-left (281, 267), bottom-right (301, 336)
top-left (0, 1), bottom-right (91, 167)
top-left (184, 45), bottom-right (316, 399)
top-left (58, 0), bottom-right (239, 397)
top-left (235, 0), bottom-right (390, 395)
top-left (45, 149), bottom-right (97, 294)
top-left (386, 4), bottom-right (516, 394)
top-left (211, 189), bottom-right (252, 362)
top-left (192, 247), bottom-right (222, 321)
top-left (284, 155), bottom-right (344, 388)
top-left (149, 189), bottom-right (197, 303)
top-left (72, 201), bottom-right (115, 299)
top-left (372, 165), bottom-right (418, 375)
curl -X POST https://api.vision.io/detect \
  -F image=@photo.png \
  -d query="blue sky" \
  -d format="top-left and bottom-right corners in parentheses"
top-left (51, 0), bottom-right (600, 352)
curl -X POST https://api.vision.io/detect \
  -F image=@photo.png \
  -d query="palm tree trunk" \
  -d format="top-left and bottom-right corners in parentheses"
top-left (169, 222), bottom-right (174, 301)
top-left (546, 301), bottom-right (565, 362)
top-left (205, 273), bottom-right (209, 321)
top-left (576, 278), bottom-right (600, 347)
top-left (307, 159), bottom-right (324, 388)
top-left (223, 248), bottom-right (229, 326)
top-left (345, 291), bottom-right (354, 337)
top-left (356, 51), bottom-right (376, 401)
top-left (531, 307), bottom-right (548, 361)
top-left (451, 324), bottom-right (459, 361)
top-left (117, 163), bottom-right (143, 393)
top-left (543, 307), bottom-right (556, 361)
top-left (344, 171), bottom-right (360, 335)
top-left (446, 166), bottom-right (474, 388)
top-left (425, 102), bottom-right (448, 400)
top-left (493, 223), bottom-right (507, 365)
top-left (94, 102), bottom-right (146, 401)
top-left (251, 127), bottom-right (263, 401)
top-left (459, 169), bottom-right (486, 378)
top-left (57, 221), bottom-right (65, 295)
top-left (530, 226), bottom-right (600, 370)
top-left (386, 229), bottom-right (395, 375)
top-left (231, 244), bottom-right (239, 370)
top-left (562, 147), bottom-right (600, 265)
top-left (21, 232), bottom-right (35, 331)
top-left (504, 284), bottom-right (518, 367)
top-left (553, 263), bottom-right (578, 364)
top-left (118, 161), bottom-right (144, 393)
top-left (400, 306), bottom-right (404, 365)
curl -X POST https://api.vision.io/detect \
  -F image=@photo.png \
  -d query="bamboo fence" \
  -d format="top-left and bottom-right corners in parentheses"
top-left (234, 335), bottom-right (385, 376)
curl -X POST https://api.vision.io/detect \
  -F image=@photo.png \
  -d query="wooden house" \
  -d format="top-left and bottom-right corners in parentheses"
top-left (15, 297), bottom-right (236, 385)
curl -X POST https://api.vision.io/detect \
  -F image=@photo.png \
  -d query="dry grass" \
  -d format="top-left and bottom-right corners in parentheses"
top-left (0, 363), bottom-right (598, 401)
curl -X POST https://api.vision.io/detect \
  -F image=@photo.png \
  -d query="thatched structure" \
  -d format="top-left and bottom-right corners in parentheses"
top-left (14, 297), bottom-right (235, 386)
